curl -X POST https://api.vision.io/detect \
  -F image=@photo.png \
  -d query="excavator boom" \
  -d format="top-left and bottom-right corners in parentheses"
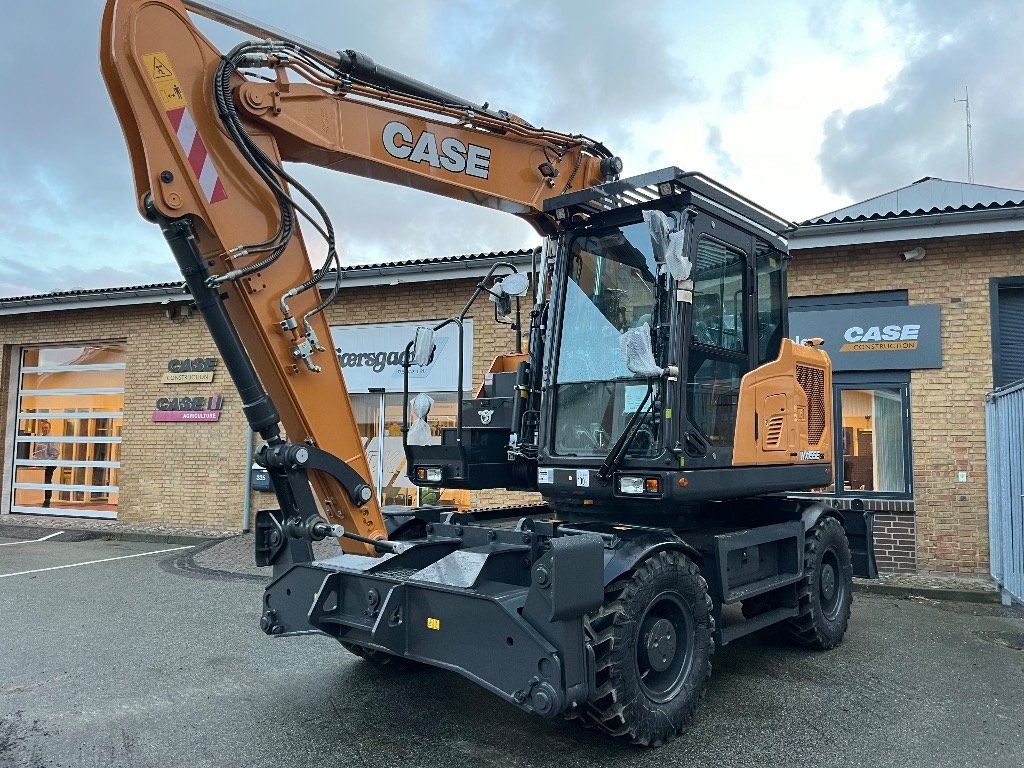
top-left (100, 0), bottom-right (616, 551)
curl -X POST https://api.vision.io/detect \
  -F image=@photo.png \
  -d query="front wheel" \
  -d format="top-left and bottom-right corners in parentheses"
top-left (786, 516), bottom-right (853, 649)
top-left (581, 550), bottom-right (715, 746)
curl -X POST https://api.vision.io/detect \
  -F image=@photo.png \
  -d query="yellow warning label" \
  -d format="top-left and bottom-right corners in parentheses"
top-left (426, 617), bottom-right (441, 631)
top-left (143, 52), bottom-right (187, 110)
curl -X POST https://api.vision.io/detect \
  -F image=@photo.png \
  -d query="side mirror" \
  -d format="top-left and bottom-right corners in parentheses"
top-left (411, 327), bottom-right (436, 367)
top-left (495, 293), bottom-right (512, 318)
top-left (497, 272), bottom-right (530, 298)
top-left (490, 273), bottom-right (529, 319)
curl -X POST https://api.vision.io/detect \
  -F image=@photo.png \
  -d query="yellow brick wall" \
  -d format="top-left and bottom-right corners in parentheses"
top-left (789, 231), bottom-right (1024, 575)
top-left (0, 305), bottom-right (249, 530)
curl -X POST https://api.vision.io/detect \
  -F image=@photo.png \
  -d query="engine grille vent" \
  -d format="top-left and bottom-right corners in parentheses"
top-left (764, 415), bottom-right (785, 448)
top-left (796, 365), bottom-right (826, 444)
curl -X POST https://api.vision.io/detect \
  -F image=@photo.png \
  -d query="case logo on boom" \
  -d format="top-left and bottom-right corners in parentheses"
top-left (382, 121), bottom-right (491, 179)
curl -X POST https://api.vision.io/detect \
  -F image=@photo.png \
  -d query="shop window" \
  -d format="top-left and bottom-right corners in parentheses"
top-left (835, 386), bottom-right (911, 497)
top-left (11, 343), bottom-right (126, 519)
top-left (350, 391), bottom-right (470, 510)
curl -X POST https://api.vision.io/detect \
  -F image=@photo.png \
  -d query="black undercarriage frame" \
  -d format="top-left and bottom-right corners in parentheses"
top-left (256, 498), bottom-right (876, 719)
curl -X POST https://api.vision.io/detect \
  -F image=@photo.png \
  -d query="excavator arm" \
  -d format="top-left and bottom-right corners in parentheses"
top-left (100, 0), bottom-right (618, 552)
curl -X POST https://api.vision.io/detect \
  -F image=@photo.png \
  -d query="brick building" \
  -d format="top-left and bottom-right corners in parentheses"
top-left (788, 177), bottom-right (1024, 575)
top-left (0, 250), bottom-right (537, 531)
top-left (2, 178), bottom-right (1022, 577)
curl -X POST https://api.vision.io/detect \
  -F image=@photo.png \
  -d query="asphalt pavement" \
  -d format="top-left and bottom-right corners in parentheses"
top-left (1, 534), bottom-right (1022, 768)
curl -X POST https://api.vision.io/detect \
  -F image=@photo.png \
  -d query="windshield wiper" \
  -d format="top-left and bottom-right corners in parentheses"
top-left (597, 382), bottom-right (654, 482)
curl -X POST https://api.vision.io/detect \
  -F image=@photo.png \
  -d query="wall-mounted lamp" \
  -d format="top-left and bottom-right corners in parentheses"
top-left (162, 299), bottom-right (193, 321)
top-left (899, 246), bottom-right (926, 262)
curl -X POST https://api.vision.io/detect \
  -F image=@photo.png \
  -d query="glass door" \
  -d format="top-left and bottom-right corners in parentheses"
top-left (350, 391), bottom-right (472, 510)
top-left (11, 343), bottom-right (126, 519)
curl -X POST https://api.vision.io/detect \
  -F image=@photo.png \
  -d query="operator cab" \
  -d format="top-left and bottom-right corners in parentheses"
top-left (405, 168), bottom-right (832, 514)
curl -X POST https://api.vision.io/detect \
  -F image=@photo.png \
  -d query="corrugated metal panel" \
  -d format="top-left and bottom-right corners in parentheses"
top-left (803, 178), bottom-right (1024, 226)
top-left (986, 380), bottom-right (1024, 606)
top-left (0, 249), bottom-right (536, 308)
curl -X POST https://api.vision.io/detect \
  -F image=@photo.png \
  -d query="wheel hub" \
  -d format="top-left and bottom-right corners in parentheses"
top-left (635, 591), bottom-right (695, 704)
top-left (820, 563), bottom-right (836, 602)
top-left (644, 618), bottom-right (677, 672)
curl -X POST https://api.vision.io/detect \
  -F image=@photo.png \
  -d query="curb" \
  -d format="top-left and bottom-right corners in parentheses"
top-left (2, 521), bottom-right (1005, 604)
top-left (854, 579), bottom-right (1001, 605)
top-left (0, 522), bottom-right (230, 548)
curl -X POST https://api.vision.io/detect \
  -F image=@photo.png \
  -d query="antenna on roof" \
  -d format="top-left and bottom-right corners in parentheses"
top-left (953, 85), bottom-right (975, 183)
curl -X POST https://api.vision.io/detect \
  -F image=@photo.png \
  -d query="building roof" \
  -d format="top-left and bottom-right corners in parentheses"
top-left (0, 249), bottom-right (537, 315)
top-left (791, 177), bottom-right (1024, 250)
top-left (805, 177), bottom-right (1024, 225)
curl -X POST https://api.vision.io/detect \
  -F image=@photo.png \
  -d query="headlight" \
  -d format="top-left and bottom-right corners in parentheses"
top-left (619, 476), bottom-right (645, 495)
top-left (415, 467), bottom-right (443, 483)
top-left (619, 476), bottom-right (661, 495)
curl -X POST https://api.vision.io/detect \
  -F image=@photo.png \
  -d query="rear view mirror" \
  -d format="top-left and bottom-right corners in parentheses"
top-left (495, 293), bottom-right (512, 318)
top-left (489, 272), bottom-right (529, 319)
top-left (497, 272), bottom-right (530, 297)
top-left (411, 327), bottom-right (436, 367)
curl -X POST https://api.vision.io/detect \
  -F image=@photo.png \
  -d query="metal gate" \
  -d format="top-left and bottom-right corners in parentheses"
top-left (986, 379), bottom-right (1024, 605)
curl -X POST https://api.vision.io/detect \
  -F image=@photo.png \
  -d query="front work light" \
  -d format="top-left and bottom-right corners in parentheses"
top-left (619, 476), bottom-right (661, 495)
top-left (619, 476), bottom-right (645, 495)
top-left (415, 467), bottom-right (443, 483)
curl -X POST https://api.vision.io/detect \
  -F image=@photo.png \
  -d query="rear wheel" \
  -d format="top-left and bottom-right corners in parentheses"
top-left (340, 641), bottom-right (423, 671)
top-left (785, 516), bottom-right (853, 649)
top-left (581, 550), bottom-right (715, 746)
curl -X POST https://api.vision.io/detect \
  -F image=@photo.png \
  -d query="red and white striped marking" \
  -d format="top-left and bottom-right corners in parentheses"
top-left (167, 107), bottom-right (228, 204)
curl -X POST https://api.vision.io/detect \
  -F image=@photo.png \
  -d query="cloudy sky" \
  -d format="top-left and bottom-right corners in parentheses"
top-left (1, 0), bottom-right (1021, 297)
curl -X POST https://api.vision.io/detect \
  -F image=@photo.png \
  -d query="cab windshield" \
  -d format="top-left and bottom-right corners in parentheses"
top-left (553, 222), bottom-right (661, 457)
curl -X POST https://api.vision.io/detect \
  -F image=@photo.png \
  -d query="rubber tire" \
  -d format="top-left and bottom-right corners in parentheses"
top-left (785, 516), bottom-right (853, 650)
top-left (340, 641), bottom-right (423, 671)
top-left (580, 550), bottom-right (715, 746)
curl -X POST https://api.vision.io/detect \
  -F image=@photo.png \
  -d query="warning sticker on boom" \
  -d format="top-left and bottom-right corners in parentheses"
top-left (142, 52), bottom-right (187, 110)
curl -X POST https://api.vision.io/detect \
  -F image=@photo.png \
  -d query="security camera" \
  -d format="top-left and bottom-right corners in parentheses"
top-left (899, 246), bottom-right (926, 261)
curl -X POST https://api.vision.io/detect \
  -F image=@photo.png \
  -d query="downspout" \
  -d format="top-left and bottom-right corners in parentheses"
top-left (242, 428), bottom-right (254, 532)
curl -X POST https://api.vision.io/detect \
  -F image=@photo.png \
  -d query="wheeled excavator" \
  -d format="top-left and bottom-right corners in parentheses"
top-left (100, 0), bottom-right (877, 746)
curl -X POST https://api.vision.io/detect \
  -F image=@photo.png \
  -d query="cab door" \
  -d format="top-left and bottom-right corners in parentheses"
top-left (678, 214), bottom-right (754, 468)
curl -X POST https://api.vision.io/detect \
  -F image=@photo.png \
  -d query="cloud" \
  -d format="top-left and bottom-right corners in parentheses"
top-left (722, 57), bottom-right (770, 112)
top-left (0, 256), bottom-right (181, 298)
top-left (427, 0), bottom-right (708, 152)
top-left (818, 1), bottom-right (1024, 201)
top-left (705, 126), bottom-right (741, 178)
top-left (1, 0), bottom-right (709, 297)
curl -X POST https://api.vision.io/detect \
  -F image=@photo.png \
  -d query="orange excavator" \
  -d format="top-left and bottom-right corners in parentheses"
top-left (101, 0), bottom-right (875, 745)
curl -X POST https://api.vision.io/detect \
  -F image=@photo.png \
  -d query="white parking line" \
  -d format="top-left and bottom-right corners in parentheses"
top-left (0, 531), bottom-right (65, 547)
top-left (0, 545), bottom-right (193, 579)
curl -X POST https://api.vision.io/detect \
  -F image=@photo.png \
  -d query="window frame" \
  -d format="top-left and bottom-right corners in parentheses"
top-left (7, 341), bottom-right (126, 519)
top-left (990, 276), bottom-right (1024, 389)
top-left (831, 380), bottom-right (914, 500)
